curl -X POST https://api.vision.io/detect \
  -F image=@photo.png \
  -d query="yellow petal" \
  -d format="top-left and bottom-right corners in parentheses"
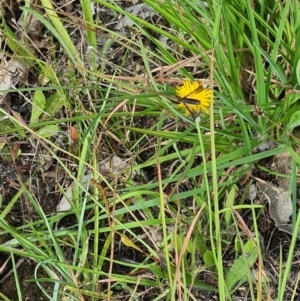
top-left (175, 80), bottom-right (212, 117)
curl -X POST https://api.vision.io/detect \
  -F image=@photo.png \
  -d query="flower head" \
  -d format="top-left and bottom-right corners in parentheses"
top-left (175, 80), bottom-right (212, 118)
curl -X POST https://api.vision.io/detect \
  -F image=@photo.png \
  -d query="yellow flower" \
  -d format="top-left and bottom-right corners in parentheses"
top-left (175, 80), bottom-right (212, 118)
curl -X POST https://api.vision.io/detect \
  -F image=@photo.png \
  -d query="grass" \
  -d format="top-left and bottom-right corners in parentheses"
top-left (0, 0), bottom-right (300, 300)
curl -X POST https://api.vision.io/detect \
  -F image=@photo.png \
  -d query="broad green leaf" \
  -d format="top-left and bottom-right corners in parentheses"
top-left (196, 234), bottom-right (208, 256)
top-left (287, 111), bottom-right (300, 132)
top-left (40, 92), bottom-right (66, 121)
top-left (171, 232), bottom-right (184, 254)
top-left (225, 239), bottom-right (258, 293)
top-left (30, 90), bottom-right (45, 125)
top-left (224, 185), bottom-right (237, 229)
top-left (186, 238), bottom-right (194, 254)
top-left (35, 125), bottom-right (60, 138)
top-left (234, 236), bottom-right (241, 253)
top-left (203, 250), bottom-right (215, 267)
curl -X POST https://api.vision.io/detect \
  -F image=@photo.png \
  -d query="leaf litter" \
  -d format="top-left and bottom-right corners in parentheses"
top-left (257, 151), bottom-right (299, 237)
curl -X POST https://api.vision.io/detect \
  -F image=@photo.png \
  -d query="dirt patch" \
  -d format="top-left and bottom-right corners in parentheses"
top-left (0, 259), bottom-right (51, 301)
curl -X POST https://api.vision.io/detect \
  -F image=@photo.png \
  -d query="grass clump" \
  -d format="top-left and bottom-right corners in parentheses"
top-left (0, 0), bottom-right (300, 300)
